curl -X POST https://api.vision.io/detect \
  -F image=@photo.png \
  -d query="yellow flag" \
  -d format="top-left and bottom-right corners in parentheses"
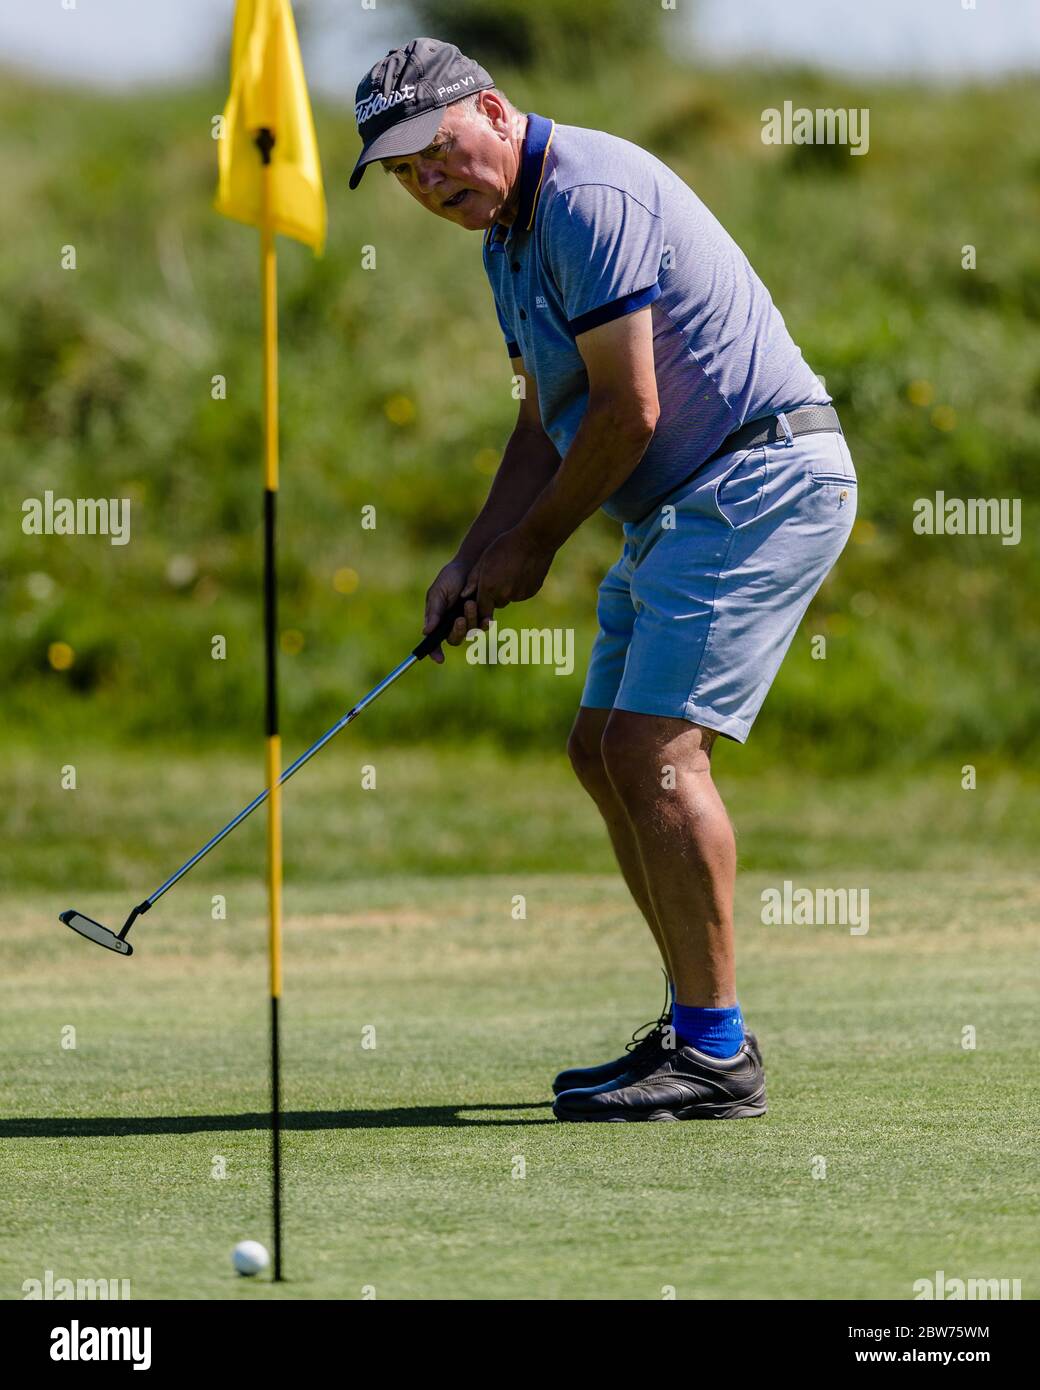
top-left (215, 0), bottom-right (326, 251)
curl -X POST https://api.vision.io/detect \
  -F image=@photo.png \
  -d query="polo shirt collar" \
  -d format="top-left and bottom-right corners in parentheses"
top-left (486, 112), bottom-right (555, 249)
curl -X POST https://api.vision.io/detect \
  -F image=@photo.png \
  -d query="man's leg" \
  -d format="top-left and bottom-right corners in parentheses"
top-left (567, 706), bottom-right (673, 982)
top-left (553, 708), bottom-right (764, 1120)
top-left (549, 706), bottom-right (679, 1096)
top-left (555, 436), bottom-right (857, 1118)
top-left (599, 711), bottom-right (735, 1008)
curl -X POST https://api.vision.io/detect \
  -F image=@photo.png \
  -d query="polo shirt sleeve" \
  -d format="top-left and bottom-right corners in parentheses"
top-left (493, 296), bottom-right (521, 361)
top-left (542, 184), bottom-right (663, 338)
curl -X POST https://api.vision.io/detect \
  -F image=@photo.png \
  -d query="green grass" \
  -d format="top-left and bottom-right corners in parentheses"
top-left (2, 749), bottom-right (1037, 1299)
top-left (4, 741), bottom-right (1040, 890)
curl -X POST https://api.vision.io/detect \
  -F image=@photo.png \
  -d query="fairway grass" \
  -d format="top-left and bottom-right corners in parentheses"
top-left (3, 852), bottom-right (1037, 1300)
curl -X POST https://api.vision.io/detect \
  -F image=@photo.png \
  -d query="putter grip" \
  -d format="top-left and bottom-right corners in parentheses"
top-left (412, 596), bottom-right (473, 660)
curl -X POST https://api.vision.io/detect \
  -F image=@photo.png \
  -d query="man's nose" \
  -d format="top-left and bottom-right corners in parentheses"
top-left (415, 161), bottom-right (444, 195)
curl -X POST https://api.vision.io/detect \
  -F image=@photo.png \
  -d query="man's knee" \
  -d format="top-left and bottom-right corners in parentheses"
top-left (567, 709), bottom-right (611, 795)
top-left (601, 710), bottom-right (715, 800)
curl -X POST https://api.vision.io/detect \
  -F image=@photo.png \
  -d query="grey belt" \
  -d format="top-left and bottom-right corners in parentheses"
top-left (705, 404), bottom-right (842, 463)
top-left (635, 404), bottom-right (843, 524)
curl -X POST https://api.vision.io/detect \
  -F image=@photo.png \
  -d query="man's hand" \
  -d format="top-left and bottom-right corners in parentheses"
top-left (423, 559), bottom-right (483, 665)
top-left (465, 525), bottom-right (555, 622)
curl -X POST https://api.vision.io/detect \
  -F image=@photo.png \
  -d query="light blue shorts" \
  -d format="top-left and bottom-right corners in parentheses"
top-left (581, 426), bottom-right (858, 741)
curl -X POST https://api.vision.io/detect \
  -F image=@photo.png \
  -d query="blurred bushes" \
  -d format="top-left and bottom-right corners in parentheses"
top-left (409, 0), bottom-right (665, 71)
top-left (0, 61), bottom-right (1037, 768)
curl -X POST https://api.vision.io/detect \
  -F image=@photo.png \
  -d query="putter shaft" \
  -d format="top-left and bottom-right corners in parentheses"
top-left (144, 652), bottom-right (419, 911)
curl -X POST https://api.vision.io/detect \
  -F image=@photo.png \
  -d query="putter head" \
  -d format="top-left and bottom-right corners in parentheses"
top-left (60, 909), bottom-right (133, 957)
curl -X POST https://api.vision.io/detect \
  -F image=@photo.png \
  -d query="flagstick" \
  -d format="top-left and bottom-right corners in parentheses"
top-left (256, 124), bottom-right (284, 1283)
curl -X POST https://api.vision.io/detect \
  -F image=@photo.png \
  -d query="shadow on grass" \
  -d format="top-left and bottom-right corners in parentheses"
top-left (1, 1103), bottom-right (555, 1138)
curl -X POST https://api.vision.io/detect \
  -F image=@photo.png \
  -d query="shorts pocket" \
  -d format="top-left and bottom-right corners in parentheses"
top-left (712, 447), bottom-right (768, 530)
top-left (808, 435), bottom-right (857, 487)
top-left (807, 469), bottom-right (857, 521)
top-left (810, 471), bottom-right (858, 486)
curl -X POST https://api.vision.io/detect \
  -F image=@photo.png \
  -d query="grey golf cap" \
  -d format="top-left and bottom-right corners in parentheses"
top-left (349, 37), bottom-right (495, 189)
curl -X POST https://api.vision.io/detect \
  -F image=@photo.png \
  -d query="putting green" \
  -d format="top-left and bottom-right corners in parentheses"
top-left (3, 853), bottom-right (1037, 1300)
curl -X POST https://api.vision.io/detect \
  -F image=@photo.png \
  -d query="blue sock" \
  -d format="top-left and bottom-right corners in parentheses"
top-left (672, 1003), bottom-right (744, 1058)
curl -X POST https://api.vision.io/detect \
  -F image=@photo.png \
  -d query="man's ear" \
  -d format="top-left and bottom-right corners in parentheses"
top-left (479, 90), bottom-right (510, 135)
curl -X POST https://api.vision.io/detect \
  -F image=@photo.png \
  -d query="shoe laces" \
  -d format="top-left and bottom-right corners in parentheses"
top-left (624, 973), bottom-right (671, 1055)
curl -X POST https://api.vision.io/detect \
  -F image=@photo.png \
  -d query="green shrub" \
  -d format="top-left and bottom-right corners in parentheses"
top-left (408, 0), bottom-right (664, 71)
top-left (1, 65), bottom-right (1037, 767)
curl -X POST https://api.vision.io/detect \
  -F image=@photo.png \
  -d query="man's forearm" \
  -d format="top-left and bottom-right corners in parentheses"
top-left (454, 425), bottom-right (561, 571)
top-left (517, 402), bottom-right (655, 552)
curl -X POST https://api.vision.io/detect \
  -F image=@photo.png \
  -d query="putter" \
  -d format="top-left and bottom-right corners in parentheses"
top-left (60, 598), bottom-right (472, 957)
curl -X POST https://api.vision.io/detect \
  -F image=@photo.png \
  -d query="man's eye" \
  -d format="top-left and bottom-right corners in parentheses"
top-left (389, 140), bottom-right (447, 176)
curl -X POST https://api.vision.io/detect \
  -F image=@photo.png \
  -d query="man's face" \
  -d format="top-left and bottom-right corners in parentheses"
top-left (380, 94), bottom-right (519, 230)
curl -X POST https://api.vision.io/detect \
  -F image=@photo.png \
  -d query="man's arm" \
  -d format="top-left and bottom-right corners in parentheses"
top-left (520, 306), bottom-right (659, 550)
top-left (453, 359), bottom-right (560, 572)
top-left (469, 307), bottom-right (659, 619)
top-left (422, 358), bottom-right (559, 656)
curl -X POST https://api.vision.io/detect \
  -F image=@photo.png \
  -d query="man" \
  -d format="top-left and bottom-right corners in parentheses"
top-left (350, 39), bottom-right (857, 1121)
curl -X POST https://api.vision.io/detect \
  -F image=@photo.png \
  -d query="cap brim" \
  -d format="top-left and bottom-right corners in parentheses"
top-left (349, 106), bottom-right (444, 190)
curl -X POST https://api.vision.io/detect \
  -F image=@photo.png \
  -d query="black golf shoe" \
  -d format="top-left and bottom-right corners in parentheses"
top-left (551, 1007), bottom-right (673, 1096)
top-left (553, 1033), bottom-right (766, 1122)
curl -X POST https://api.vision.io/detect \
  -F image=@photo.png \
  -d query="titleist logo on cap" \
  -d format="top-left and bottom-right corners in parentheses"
top-left (349, 39), bottom-right (496, 189)
top-left (356, 84), bottom-right (417, 127)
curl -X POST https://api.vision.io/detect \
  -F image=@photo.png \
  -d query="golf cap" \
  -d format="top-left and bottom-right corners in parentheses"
top-left (349, 38), bottom-right (495, 190)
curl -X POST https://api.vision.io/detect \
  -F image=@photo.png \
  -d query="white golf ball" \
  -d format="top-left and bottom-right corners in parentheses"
top-left (232, 1239), bottom-right (270, 1277)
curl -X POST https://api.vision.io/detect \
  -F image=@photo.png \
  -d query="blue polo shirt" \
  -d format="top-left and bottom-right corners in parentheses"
top-left (483, 113), bottom-right (830, 523)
